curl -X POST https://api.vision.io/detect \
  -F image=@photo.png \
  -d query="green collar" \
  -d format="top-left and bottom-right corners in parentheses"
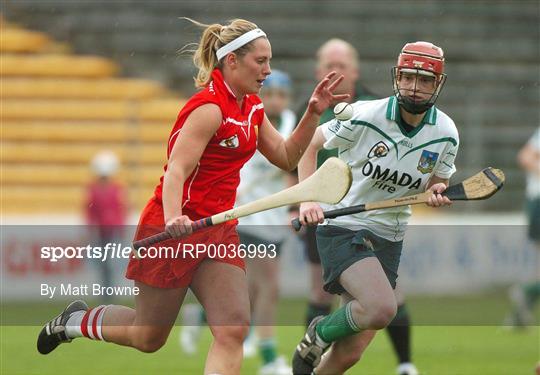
top-left (386, 96), bottom-right (438, 137)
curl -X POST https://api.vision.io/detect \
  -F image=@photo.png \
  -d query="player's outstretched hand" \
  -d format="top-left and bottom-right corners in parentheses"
top-left (307, 71), bottom-right (350, 116)
top-left (299, 202), bottom-right (325, 226)
top-left (165, 215), bottom-right (193, 239)
top-left (426, 183), bottom-right (452, 207)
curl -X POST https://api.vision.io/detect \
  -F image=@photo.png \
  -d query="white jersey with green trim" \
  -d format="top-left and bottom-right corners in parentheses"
top-left (320, 96), bottom-right (459, 241)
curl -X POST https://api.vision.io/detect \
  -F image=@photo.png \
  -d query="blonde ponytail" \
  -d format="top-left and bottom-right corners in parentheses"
top-left (182, 18), bottom-right (260, 88)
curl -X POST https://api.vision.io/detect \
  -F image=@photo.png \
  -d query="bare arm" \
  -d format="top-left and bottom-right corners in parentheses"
top-left (297, 128), bottom-right (327, 225)
top-left (162, 104), bottom-right (222, 237)
top-left (297, 127), bottom-right (326, 183)
top-left (258, 71), bottom-right (348, 171)
top-left (427, 175), bottom-right (449, 189)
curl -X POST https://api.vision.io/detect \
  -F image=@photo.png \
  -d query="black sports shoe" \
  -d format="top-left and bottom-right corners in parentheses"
top-left (292, 315), bottom-right (328, 375)
top-left (37, 300), bottom-right (88, 354)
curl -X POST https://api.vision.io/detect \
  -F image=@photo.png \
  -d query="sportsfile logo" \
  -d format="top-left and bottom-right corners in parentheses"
top-left (41, 243), bottom-right (132, 262)
top-left (40, 242), bottom-right (278, 262)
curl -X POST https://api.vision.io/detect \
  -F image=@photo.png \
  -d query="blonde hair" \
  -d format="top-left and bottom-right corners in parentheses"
top-left (182, 18), bottom-right (260, 88)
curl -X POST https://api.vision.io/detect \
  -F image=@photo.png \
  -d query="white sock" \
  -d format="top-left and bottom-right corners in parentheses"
top-left (66, 305), bottom-right (110, 341)
top-left (65, 311), bottom-right (85, 338)
top-left (314, 332), bottom-right (330, 349)
top-left (397, 362), bottom-right (419, 375)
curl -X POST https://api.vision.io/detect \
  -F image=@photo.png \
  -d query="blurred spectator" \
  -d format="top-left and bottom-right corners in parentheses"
top-left (85, 150), bottom-right (127, 300)
top-left (507, 127), bottom-right (540, 327)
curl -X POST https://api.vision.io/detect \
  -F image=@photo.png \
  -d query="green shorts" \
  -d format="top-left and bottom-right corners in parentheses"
top-left (316, 225), bottom-right (403, 295)
top-left (526, 198), bottom-right (540, 242)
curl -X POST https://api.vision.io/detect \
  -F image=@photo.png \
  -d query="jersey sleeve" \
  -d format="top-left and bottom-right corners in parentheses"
top-left (434, 138), bottom-right (459, 179)
top-left (252, 100), bottom-right (265, 128)
top-left (321, 119), bottom-right (363, 150)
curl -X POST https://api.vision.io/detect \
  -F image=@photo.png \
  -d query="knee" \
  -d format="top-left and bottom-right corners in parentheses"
top-left (137, 340), bottom-right (165, 353)
top-left (133, 332), bottom-right (168, 353)
top-left (209, 305), bottom-right (250, 346)
top-left (367, 302), bottom-right (397, 330)
top-left (351, 300), bottom-right (396, 330)
top-left (212, 324), bottom-right (250, 347)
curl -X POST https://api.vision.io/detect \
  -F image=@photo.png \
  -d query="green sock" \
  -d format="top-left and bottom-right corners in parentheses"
top-left (524, 282), bottom-right (540, 306)
top-left (259, 338), bottom-right (277, 364)
top-left (315, 301), bottom-right (361, 344)
top-left (305, 302), bottom-right (332, 328)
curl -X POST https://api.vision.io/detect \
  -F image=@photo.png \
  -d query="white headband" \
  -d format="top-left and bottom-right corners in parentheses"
top-left (216, 28), bottom-right (267, 61)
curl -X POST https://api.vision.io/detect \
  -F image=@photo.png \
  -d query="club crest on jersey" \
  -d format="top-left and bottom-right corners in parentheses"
top-left (368, 141), bottom-right (389, 158)
top-left (417, 150), bottom-right (439, 174)
top-left (219, 134), bottom-right (239, 149)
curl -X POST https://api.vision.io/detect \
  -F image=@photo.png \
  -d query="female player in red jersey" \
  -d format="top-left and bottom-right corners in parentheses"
top-left (37, 18), bottom-right (347, 374)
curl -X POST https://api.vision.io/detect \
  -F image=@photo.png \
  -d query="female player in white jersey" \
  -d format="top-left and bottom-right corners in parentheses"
top-left (292, 41), bottom-right (460, 374)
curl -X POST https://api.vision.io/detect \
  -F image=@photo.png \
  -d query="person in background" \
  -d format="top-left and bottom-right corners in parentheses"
top-left (296, 38), bottom-right (418, 375)
top-left (85, 150), bottom-right (127, 302)
top-left (507, 126), bottom-right (540, 327)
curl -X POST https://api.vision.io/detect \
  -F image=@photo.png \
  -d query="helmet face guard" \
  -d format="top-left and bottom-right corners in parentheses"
top-left (392, 42), bottom-right (447, 115)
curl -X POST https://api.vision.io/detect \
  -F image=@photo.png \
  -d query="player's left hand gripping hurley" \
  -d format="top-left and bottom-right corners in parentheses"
top-left (292, 167), bottom-right (505, 231)
top-left (133, 157), bottom-right (352, 250)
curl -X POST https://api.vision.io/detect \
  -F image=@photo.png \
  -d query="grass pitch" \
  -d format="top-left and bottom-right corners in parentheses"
top-left (1, 294), bottom-right (538, 375)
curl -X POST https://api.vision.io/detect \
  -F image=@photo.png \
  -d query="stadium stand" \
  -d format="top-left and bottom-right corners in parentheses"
top-left (1, 1), bottom-right (539, 211)
top-left (1, 16), bottom-right (185, 213)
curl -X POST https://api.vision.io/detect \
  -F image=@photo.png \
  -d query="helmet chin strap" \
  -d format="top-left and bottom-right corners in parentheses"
top-left (398, 95), bottom-right (433, 115)
top-left (391, 67), bottom-right (446, 115)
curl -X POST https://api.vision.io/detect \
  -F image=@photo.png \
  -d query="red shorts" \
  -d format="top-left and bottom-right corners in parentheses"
top-left (126, 198), bottom-right (245, 289)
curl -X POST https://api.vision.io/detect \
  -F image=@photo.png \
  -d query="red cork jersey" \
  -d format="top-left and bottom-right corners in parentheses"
top-left (154, 69), bottom-right (265, 219)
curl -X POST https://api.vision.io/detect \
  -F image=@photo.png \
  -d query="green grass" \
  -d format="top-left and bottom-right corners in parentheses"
top-left (1, 295), bottom-right (538, 375)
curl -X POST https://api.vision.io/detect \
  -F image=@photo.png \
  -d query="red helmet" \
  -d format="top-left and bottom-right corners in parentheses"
top-left (397, 41), bottom-right (445, 76)
top-left (392, 41), bottom-right (447, 114)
